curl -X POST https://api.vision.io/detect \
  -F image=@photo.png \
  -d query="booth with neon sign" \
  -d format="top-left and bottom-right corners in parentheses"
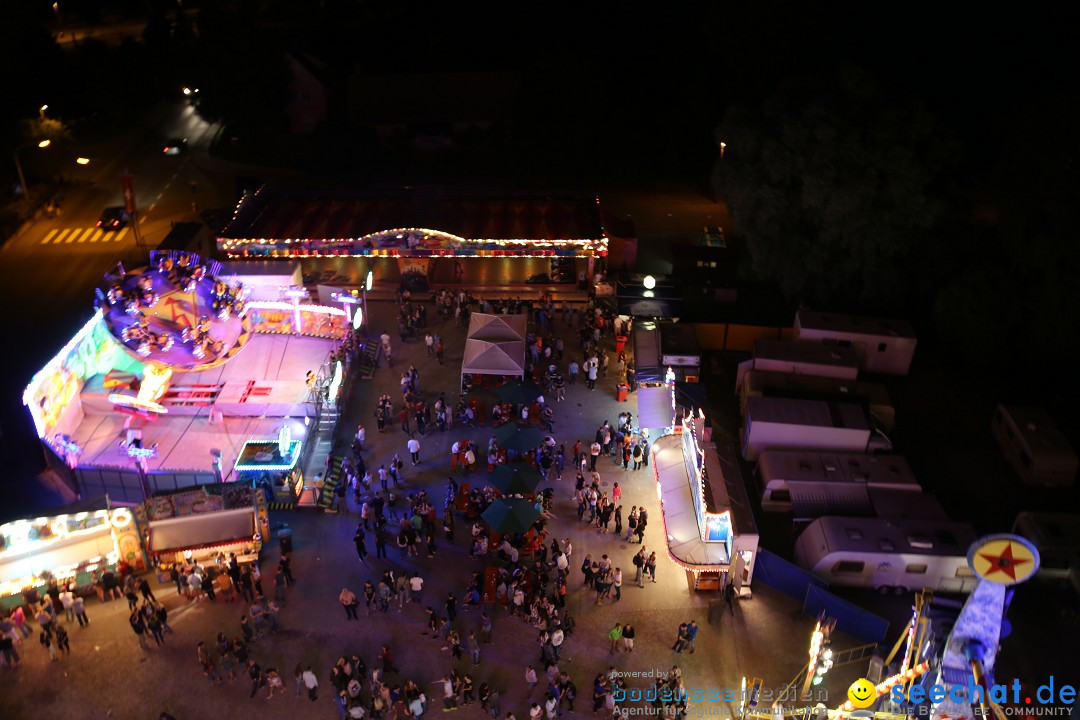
top-left (0, 505), bottom-right (142, 610)
top-left (651, 380), bottom-right (759, 593)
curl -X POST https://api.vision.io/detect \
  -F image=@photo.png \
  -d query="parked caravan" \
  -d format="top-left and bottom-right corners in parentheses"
top-left (741, 397), bottom-right (892, 462)
top-left (794, 310), bottom-right (917, 376)
top-left (756, 451), bottom-right (920, 514)
top-left (1012, 512), bottom-right (1080, 594)
top-left (991, 405), bottom-right (1078, 488)
top-left (738, 370), bottom-right (896, 431)
top-left (793, 516), bottom-right (978, 594)
top-left (736, 340), bottom-right (860, 394)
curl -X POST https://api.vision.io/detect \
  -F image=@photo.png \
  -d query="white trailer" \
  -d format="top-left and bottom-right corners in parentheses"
top-left (741, 397), bottom-right (892, 461)
top-left (756, 450), bottom-right (920, 514)
top-left (738, 369), bottom-right (896, 430)
top-left (736, 340), bottom-right (860, 394)
top-left (793, 516), bottom-right (978, 594)
top-left (1011, 512), bottom-right (1080, 594)
top-left (991, 405), bottom-right (1078, 488)
top-left (794, 309), bottom-right (917, 376)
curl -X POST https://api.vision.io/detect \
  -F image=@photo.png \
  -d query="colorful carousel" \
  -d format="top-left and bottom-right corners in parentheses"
top-left (96, 251), bottom-right (252, 373)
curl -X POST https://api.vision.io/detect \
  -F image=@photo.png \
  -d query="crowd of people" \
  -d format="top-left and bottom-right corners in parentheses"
top-left (4, 282), bottom-right (714, 720)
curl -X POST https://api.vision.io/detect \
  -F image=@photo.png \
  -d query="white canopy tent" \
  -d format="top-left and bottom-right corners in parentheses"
top-left (462, 313), bottom-right (528, 388)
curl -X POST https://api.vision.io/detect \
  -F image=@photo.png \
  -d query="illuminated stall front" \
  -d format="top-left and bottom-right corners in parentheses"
top-left (215, 187), bottom-right (610, 289)
top-left (651, 383), bottom-right (759, 592)
top-left (135, 481), bottom-right (269, 582)
top-left (0, 506), bottom-right (142, 610)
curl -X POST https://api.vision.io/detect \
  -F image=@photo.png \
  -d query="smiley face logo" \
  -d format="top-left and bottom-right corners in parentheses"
top-left (847, 678), bottom-right (877, 709)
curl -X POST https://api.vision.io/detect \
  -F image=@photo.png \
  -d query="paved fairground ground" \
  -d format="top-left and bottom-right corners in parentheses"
top-left (0, 296), bottom-right (866, 720)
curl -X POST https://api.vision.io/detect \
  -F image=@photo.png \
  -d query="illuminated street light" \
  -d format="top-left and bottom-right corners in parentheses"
top-left (13, 140), bottom-right (51, 206)
top-left (719, 141), bottom-right (726, 160)
top-left (643, 275), bottom-right (656, 289)
top-left (76, 157), bottom-right (90, 165)
top-left (39, 104), bottom-right (49, 118)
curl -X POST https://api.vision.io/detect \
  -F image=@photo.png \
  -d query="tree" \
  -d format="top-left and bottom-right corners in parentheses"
top-left (713, 68), bottom-right (956, 311)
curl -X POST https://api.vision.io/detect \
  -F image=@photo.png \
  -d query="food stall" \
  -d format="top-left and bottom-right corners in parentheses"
top-left (651, 387), bottom-right (759, 593)
top-left (0, 505), bottom-right (143, 610)
top-left (134, 482), bottom-right (269, 582)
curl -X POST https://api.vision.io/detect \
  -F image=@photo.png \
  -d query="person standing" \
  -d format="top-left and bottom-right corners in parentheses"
top-left (302, 664), bottom-right (319, 701)
top-left (425, 332), bottom-right (435, 357)
top-left (607, 622), bottom-right (622, 654)
top-left (445, 592), bottom-right (458, 623)
top-left (339, 587), bottom-right (359, 620)
top-left (408, 436), bottom-right (421, 465)
top-left (436, 339), bottom-right (445, 364)
top-left (589, 441), bottom-right (601, 471)
top-left (633, 547), bottom-right (646, 587)
top-left (468, 630), bottom-right (480, 666)
top-left (612, 568), bottom-right (623, 602)
top-left (685, 620), bottom-right (699, 654)
top-left (645, 552), bottom-right (657, 583)
top-left (724, 578), bottom-right (737, 614)
top-left (138, 576), bottom-right (157, 604)
top-left (672, 623), bottom-right (689, 654)
top-left (621, 623), bottom-right (635, 653)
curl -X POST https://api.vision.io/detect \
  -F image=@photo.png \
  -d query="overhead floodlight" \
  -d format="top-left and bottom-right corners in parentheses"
top-left (643, 275), bottom-right (656, 289)
top-left (365, 270), bottom-right (373, 292)
top-left (353, 306), bottom-right (363, 329)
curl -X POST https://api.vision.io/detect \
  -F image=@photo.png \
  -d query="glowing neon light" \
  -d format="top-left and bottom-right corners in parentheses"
top-left (22, 309), bottom-right (105, 437)
top-left (138, 365), bottom-right (172, 403)
top-left (234, 440), bottom-right (303, 472)
top-left (353, 306), bottom-right (363, 330)
top-left (246, 301), bottom-right (344, 315)
top-left (365, 271), bottom-right (373, 292)
top-left (109, 393), bottom-right (168, 414)
top-left (327, 361), bottom-right (344, 403)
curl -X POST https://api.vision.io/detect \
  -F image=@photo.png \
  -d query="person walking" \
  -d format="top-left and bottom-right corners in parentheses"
top-left (607, 622), bottom-right (623, 654)
top-left (72, 594), bottom-right (89, 627)
top-left (129, 608), bottom-right (148, 649)
top-left (425, 332), bottom-right (435, 357)
top-left (339, 587), bottom-right (359, 620)
top-left (525, 665), bottom-right (538, 697)
top-left (408, 436), bottom-right (421, 465)
top-left (724, 579), bottom-right (737, 614)
top-left (354, 526), bottom-right (369, 562)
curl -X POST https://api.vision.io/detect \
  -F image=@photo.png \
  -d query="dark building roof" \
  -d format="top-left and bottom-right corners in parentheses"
top-left (220, 186), bottom-right (604, 242)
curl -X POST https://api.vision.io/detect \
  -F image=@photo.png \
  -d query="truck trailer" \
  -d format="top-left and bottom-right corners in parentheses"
top-left (741, 396), bottom-right (892, 461)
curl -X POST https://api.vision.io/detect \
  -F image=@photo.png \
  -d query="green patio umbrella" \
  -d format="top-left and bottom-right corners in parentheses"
top-left (496, 424), bottom-right (547, 453)
top-left (496, 380), bottom-right (542, 405)
top-left (481, 497), bottom-right (541, 534)
top-left (490, 465), bottom-right (542, 496)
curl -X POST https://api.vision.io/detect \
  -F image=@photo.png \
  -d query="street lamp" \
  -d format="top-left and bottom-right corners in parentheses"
top-left (719, 141), bottom-right (726, 160)
top-left (13, 140), bottom-right (51, 206)
top-left (39, 104), bottom-right (49, 118)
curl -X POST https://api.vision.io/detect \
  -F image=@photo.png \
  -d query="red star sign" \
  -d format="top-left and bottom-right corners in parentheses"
top-left (977, 542), bottom-right (1031, 582)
